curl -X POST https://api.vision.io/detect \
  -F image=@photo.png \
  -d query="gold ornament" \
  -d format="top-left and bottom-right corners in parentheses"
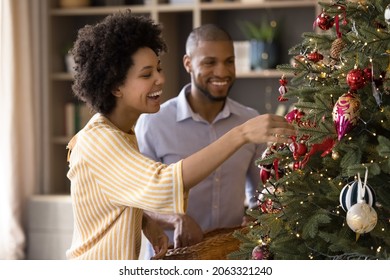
top-left (332, 150), bottom-right (340, 160)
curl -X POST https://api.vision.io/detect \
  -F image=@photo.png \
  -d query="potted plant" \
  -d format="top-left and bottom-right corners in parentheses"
top-left (238, 19), bottom-right (280, 70)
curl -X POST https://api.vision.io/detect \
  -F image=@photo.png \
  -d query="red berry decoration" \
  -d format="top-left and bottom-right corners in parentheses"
top-left (307, 51), bottom-right (324, 63)
top-left (346, 68), bottom-right (368, 91)
top-left (315, 12), bottom-right (334, 30)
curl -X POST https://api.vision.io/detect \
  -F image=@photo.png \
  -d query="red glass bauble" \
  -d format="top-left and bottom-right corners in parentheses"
top-left (347, 69), bottom-right (367, 91)
top-left (289, 142), bottom-right (307, 159)
top-left (285, 109), bottom-right (305, 124)
top-left (316, 13), bottom-right (334, 30)
top-left (307, 51), bottom-right (324, 63)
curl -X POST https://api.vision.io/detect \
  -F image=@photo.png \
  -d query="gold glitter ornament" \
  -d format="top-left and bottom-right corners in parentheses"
top-left (331, 150), bottom-right (340, 160)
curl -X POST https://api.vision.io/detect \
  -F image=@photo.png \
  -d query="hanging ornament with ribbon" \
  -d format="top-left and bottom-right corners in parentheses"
top-left (332, 91), bottom-right (361, 140)
top-left (313, 11), bottom-right (334, 30)
top-left (344, 169), bottom-right (378, 237)
top-left (339, 169), bottom-right (376, 212)
top-left (278, 75), bottom-right (288, 102)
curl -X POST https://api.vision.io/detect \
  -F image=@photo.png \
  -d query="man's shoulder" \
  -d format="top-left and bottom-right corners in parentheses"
top-left (137, 97), bottom-right (178, 124)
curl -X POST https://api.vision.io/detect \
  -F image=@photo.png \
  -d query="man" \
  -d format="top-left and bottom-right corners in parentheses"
top-left (135, 24), bottom-right (262, 259)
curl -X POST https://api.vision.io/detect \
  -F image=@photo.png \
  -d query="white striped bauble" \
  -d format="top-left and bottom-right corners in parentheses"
top-left (339, 181), bottom-right (376, 212)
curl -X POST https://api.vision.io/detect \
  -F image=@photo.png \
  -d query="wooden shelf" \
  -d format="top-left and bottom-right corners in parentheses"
top-left (50, 0), bottom-right (317, 15)
top-left (199, 0), bottom-right (316, 10)
top-left (51, 70), bottom-right (289, 81)
top-left (50, 5), bottom-right (151, 16)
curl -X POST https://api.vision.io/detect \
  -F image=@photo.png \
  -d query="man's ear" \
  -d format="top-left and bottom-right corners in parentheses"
top-left (183, 54), bottom-right (191, 73)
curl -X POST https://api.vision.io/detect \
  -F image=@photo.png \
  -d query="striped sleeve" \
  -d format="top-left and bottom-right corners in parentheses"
top-left (78, 124), bottom-right (185, 215)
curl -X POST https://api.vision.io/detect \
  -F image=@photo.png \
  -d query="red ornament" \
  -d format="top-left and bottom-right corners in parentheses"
top-left (301, 138), bottom-right (336, 167)
top-left (260, 199), bottom-right (274, 213)
top-left (285, 108), bottom-right (305, 124)
top-left (315, 12), bottom-right (334, 30)
top-left (363, 67), bottom-right (372, 82)
top-left (278, 76), bottom-right (288, 102)
top-left (258, 145), bottom-right (277, 184)
top-left (307, 51), bottom-right (324, 63)
top-left (289, 141), bottom-right (308, 160)
top-left (259, 166), bottom-right (271, 184)
top-left (347, 68), bottom-right (368, 91)
top-left (332, 92), bottom-right (361, 140)
top-left (252, 244), bottom-right (272, 260)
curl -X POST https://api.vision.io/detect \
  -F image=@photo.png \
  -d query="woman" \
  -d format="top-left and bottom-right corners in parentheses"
top-left (66, 10), bottom-right (295, 260)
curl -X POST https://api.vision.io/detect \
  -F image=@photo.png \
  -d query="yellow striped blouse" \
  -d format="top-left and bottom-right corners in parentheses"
top-left (66, 113), bottom-right (185, 259)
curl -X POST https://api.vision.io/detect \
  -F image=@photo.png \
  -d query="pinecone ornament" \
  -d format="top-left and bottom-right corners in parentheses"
top-left (330, 37), bottom-right (347, 61)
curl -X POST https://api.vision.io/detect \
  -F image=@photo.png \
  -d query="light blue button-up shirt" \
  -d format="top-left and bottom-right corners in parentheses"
top-left (135, 84), bottom-right (262, 255)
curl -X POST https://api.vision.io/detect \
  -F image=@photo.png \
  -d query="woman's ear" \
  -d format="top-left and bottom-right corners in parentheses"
top-left (112, 87), bottom-right (122, 98)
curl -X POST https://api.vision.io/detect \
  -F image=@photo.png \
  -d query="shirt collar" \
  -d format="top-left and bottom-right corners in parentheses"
top-left (176, 84), bottom-right (238, 123)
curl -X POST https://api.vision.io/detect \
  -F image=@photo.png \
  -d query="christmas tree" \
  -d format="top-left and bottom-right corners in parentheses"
top-left (230, 0), bottom-right (390, 260)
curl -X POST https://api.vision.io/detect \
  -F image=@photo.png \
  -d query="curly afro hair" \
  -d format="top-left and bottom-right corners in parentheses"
top-left (71, 10), bottom-right (167, 114)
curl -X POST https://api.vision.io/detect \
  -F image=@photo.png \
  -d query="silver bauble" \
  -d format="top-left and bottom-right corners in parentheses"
top-left (385, 4), bottom-right (390, 25)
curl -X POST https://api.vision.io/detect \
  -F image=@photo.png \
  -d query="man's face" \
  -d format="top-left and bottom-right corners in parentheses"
top-left (185, 40), bottom-right (236, 102)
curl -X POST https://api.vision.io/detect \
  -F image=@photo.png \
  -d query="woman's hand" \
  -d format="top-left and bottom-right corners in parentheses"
top-left (142, 213), bottom-right (169, 260)
top-left (240, 114), bottom-right (296, 144)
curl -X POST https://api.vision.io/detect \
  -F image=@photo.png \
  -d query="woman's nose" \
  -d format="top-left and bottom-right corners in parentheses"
top-left (156, 71), bottom-right (165, 85)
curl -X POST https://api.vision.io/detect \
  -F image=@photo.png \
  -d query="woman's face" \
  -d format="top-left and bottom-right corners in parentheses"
top-left (116, 47), bottom-right (165, 116)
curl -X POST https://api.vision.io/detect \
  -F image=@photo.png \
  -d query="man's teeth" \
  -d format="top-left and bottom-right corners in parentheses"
top-left (212, 81), bottom-right (228, 86)
top-left (148, 90), bottom-right (162, 97)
